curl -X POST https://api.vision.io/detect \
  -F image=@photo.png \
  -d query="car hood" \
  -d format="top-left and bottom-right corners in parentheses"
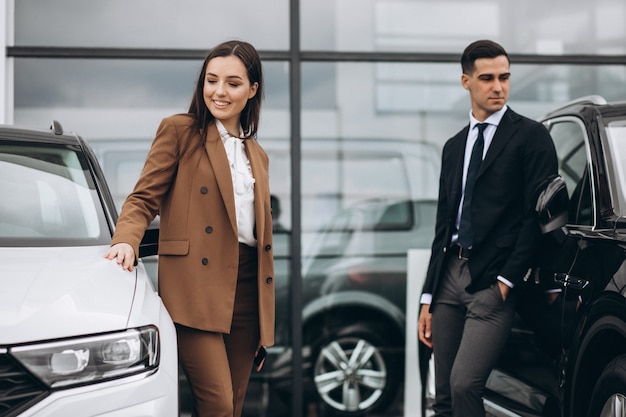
top-left (0, 246), bottom-right (136, 345)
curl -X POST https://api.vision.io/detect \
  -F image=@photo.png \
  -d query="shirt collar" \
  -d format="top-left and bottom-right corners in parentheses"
top-left (215, 119), bottom-right (244, 143)
top-left (469, 104), bottom-right (507, 130)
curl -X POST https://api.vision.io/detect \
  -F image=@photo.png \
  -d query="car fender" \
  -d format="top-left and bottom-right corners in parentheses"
top-left (302, 290), bottom-right (405, 335)
top-left (567, 291), bottom-right (626, 417)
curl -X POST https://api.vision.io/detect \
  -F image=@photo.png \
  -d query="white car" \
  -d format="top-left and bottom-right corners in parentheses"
top-left (0, 121), bottom-right (178, 417)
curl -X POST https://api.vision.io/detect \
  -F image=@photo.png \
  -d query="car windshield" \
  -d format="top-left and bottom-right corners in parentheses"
top-left (0, 142), bottom-right (109, 246)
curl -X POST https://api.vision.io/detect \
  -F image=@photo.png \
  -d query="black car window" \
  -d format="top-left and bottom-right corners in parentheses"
top-left (373, 200), bottom-right (413, 231)
top-left (549, 120), bottom-right (593, 226)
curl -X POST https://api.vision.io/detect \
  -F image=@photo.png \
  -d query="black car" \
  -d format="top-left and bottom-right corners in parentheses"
top-left (424, 96), bottom-right (626, 417)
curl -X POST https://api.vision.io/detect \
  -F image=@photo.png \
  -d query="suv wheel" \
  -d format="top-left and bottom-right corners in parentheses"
top-left (311, 323), bottom-right (399, 416)
top-left (588, 354), bottom-right (626, 417)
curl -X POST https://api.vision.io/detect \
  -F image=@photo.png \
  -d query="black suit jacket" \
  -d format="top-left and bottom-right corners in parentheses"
top-left (422, 107), bottom-right (558, 300)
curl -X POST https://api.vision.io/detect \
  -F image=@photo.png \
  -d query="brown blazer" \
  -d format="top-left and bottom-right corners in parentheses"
top-left (111, 114), bottom-right (275, 346)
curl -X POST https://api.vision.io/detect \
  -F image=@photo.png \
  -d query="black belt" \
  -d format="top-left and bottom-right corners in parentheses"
top-left (449, 244), bottom-right (471, 260)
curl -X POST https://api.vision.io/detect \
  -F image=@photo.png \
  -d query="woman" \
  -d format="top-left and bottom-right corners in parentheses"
top-left (104, 40), bottom-right (275, 417)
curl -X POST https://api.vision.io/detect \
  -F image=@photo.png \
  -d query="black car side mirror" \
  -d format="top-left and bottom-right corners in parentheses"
top-left (139, 217), bottom-right (160, 258)
top-left (535, 175), bottom-right (569, 234)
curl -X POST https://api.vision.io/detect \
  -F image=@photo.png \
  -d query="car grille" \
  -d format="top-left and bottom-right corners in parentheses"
top-left (0, 352), bottom-right (48, 417)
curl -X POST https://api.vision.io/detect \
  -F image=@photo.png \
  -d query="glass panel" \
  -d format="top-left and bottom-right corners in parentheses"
top-left (15, 0), bottom-right (289, 50)
top-left (300, 61), bottom-right (440, 416)
top-left (302, 0), bottom-right (626, 54)
top-left (13, 58), bottom-right (290, 140)
top-left (301, 62), bottom-right (626, 155)
top-left (14, 58), bottom-right (198, 138)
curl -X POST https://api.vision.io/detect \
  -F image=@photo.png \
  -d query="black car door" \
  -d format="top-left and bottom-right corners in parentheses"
top-left (484, 117), bottom-right (593, 416)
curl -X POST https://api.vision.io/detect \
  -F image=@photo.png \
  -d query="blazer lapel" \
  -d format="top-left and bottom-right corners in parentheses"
top-left (244, 139), bottom-right (267, 242)
top-left (450, 126), bottom-right (470, 209)
top-left (204, 124), bottom-right (238, 235)
top-left (479, 108), bottom-right (519, 176)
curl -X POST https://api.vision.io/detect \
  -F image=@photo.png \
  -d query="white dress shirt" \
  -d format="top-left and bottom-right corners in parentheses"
top-left (216, 120), bottom-right (257, 247)
top-left (453, 106), bottom-right (507, 238)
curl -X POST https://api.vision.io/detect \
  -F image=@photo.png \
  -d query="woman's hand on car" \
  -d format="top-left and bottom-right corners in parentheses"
top-left (104, 243), bottom-right (136, 272)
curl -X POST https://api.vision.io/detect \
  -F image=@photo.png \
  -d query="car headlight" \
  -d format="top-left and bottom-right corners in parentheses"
top-left (10, 326), bottom-right (159, 389)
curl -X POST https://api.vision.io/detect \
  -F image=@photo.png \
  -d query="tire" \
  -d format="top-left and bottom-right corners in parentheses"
top-left (587, 354), bottom-right (626, 417)
top-left (310, 322), bottom-right (400, 417)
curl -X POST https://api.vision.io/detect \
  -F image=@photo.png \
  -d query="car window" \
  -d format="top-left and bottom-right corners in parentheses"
top-left (311, 210), bottom-right (358, 257)
top-left (303, 198), bottom-right (435, 261)
top-left (549, 120), bottom-right (593, 226)
top-left (86, 139), bottom-right (150, 211)
top-left (0, 143), bottom-right (109, 246)
top-left (373, 200), bottom-right (413, 231)
top-left (301, 151), bottom-right (413, 231)
top-left (604, 120), bottom-right (626, 215)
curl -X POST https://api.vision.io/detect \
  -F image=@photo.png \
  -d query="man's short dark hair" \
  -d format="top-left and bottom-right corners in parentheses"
top-left (461, 40), bottom-right (509, 75)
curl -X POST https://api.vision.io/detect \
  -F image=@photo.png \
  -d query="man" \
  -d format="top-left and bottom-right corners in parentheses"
top-left (270, 194), bottom-right (288, 233)
top-left (418, 40), bottom-right (558, 417)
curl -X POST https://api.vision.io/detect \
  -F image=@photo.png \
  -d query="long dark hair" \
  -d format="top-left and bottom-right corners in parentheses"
top-left (188, 40), bottom-right (264, 144)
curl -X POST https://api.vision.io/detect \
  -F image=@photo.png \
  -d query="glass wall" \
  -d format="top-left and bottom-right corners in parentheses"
top-left (8, 0), bottom-right (626, 416)
top-left (301, 0), bottom-right (626, 55)
top-left (14, 0), bottom-right (290, 50)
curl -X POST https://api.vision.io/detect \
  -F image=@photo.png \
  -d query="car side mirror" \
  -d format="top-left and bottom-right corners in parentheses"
top-left (139, 217), bottom-right (160, 258)
top-left (535, 175), bottom-right (569, 234)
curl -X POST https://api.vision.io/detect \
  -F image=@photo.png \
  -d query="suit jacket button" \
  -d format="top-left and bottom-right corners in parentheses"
top-left (201, 258), bottom-right (208, 265)
top-left (266, 277), bottom-right (273, 284)
top-left (205, 226), bottom-right (213, 233)
top-left (265, 244), bottom-right (271, 251)
top-left (200, 187), bottom-right (208, 194)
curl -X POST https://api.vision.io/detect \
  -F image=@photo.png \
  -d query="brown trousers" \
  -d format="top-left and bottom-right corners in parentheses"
top-left (177, 243), bottom-right (260, 417)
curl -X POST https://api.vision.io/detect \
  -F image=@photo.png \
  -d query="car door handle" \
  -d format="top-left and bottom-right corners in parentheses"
top-left (554, 272), bottom-right (589, 290)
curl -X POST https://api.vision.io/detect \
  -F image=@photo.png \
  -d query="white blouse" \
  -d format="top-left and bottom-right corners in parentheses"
top-left (216, 120), bottom-right (257, 246)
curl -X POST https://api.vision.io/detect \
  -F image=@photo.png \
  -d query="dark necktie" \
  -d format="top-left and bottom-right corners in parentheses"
top-left (457, 123), bottom-right (488, 249)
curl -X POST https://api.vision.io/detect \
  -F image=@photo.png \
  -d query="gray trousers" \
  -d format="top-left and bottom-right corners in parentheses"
top-left (431, 254), bottom-right (516, 417)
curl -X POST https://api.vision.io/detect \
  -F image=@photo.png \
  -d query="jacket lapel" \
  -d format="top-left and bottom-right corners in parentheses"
top-left (245, 139), bottom-right (267, 243)
top-left (478, 108), bottom-right (519, 176)
top-left (450, 126), bottom-right (469, 209)
top-left (204, 124), bottom-right (238, 235)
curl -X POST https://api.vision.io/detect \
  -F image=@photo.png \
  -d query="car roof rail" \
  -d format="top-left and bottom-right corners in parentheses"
top-left (50, 120), bottom-right (63, 135)
top-left (550, 95), bottom-right (608, 113)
